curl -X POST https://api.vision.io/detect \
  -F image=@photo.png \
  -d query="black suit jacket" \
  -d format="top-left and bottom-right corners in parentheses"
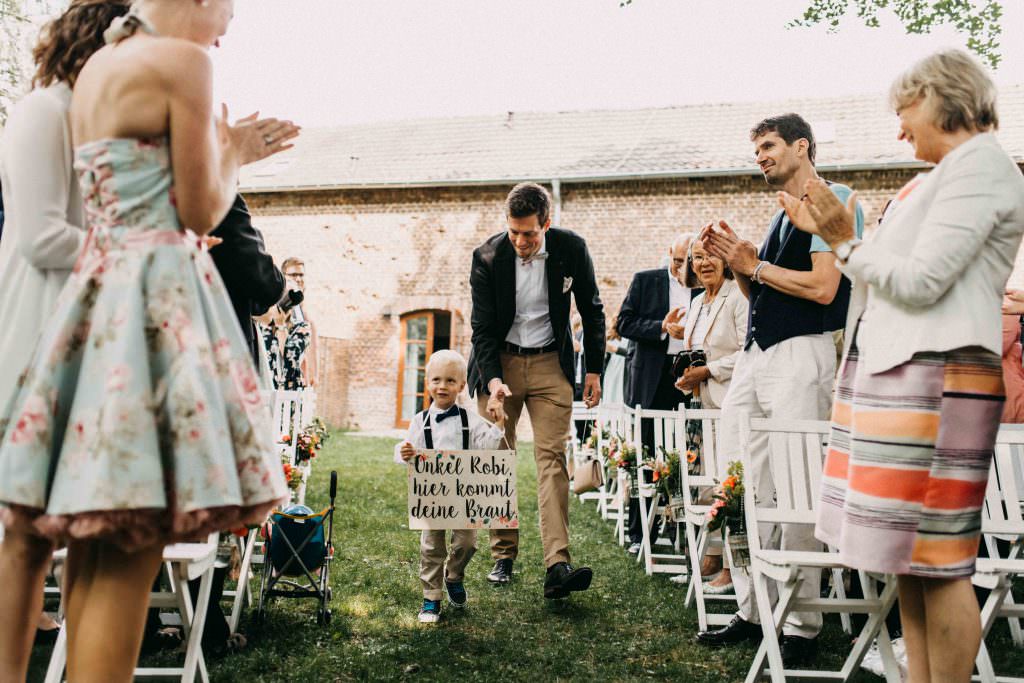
top-left (468, 227), bottom-right (606, 395)
top-left (617, 268), bottom-right (701, 409)
top-left (210, 195), bottom-right (286, 365)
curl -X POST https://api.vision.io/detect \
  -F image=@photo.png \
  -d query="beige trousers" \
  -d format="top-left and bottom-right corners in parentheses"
top-left (420, 529), bottom-right (477, 600)
top-left (477, 351), bottom-right (573, 568)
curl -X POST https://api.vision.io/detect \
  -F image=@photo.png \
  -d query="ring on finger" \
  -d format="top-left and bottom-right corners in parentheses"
top-left (263, 134), bottom-right (274, 145)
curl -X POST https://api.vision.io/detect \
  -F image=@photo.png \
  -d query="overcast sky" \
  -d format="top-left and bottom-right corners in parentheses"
top-left (211, 0), bottom-right (1024, 128)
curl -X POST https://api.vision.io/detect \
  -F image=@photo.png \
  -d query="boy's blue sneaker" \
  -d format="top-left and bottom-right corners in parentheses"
top-left (418, 599), bottom-right (442, 624)
top-left (445, 580), bottom-right (468, 608)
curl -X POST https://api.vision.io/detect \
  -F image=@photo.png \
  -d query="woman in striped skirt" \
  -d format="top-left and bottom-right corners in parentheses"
top-left (779, 49), bottom-right (1024, 682)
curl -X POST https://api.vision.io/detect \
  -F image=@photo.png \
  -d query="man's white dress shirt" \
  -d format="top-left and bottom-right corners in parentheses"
top-left (666, 267), bottom-right (690, 355)
top-left (505, 237), bottom-right (555, 349)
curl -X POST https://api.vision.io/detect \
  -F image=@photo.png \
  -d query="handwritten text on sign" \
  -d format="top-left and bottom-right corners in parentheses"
top-left (407, 449), bottom-right (518, 530)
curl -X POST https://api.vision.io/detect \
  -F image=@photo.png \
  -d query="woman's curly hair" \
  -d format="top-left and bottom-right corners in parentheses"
top-left (32, 0), bottom-right (131, 88)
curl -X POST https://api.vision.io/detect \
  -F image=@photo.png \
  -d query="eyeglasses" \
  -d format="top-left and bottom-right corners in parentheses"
top-left (284, 272), bottom-right (305, 280)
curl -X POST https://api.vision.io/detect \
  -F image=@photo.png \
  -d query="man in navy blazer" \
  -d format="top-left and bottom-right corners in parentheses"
top-left (617, 234), bottom-right (701, 550)
top-left (469, 182), bottom-right (605, 599)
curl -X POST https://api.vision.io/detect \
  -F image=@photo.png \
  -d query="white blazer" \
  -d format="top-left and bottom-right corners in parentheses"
top-left (682, 278), bottom-right (749, 408)
top-left (841, 132), bottom-right (1024, 375)
top-left (0, 84), bottom-right (86, 405)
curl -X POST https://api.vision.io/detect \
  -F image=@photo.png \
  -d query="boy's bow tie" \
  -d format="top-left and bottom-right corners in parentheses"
top-left (434, 405), bottom-right (461, 423)
top-left (521, 251), bottom-right (548, 265)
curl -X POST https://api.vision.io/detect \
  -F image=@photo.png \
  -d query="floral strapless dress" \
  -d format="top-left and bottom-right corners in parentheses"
top-left (0, 138), bottom-right (288, 550)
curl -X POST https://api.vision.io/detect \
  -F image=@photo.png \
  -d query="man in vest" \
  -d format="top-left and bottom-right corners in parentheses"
top-left (694, 114), bottom-right (864, 667)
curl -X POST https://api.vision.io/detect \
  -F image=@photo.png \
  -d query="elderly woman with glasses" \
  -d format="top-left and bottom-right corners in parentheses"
top-left (782, 49), bottom-right (1024, 682)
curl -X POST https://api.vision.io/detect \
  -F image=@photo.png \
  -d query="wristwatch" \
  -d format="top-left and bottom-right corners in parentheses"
top-left (834, 238), bottom-right (863, 264)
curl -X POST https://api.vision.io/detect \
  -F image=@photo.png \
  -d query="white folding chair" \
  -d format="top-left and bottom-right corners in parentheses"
top-left (633, 407), bottom-right (689, 576)
top-left (679, 408), bottom-right (739, 631)
top-left (223, 528), bottom-right (259, 634)
top-left (45, 534), bottom-right (220, 683)
top-left (738, 414), bottom-right (901, 683)
top-left (267, 389), bottom-right (305, 463)
top-left (595, 403), bottom-right (631, 520)
top-left (973, 426), bottom-right (1024, 683)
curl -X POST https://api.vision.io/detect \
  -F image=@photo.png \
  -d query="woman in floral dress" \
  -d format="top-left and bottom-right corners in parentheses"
top-left (0, 0), bottom-right (298, 679)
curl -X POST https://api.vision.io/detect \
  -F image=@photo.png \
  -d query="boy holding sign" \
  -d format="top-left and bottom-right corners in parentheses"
top-left (395, 350), bottom-right (505, 624)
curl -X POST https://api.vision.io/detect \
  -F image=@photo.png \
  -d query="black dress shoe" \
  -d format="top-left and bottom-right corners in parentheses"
top-left (487, 559), bottom-right (513, 584)
top-left (695, 615), bottom-right (763, 646)
top-left (781, 635), bottom-right (818, 667)
top-left (544, 562), bottom-right (593, 599)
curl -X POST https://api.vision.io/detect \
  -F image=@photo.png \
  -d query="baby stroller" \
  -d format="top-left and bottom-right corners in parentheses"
top-left (255, 470), bottom-right (337, 625)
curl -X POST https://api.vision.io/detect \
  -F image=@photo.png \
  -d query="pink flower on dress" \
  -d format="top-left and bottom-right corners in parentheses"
top-left (10, 395), bottom-right (49, 445)
top-left (231, 359), bottom-right (263, 415)
top-left (106, 365), bottom-right (133, 393)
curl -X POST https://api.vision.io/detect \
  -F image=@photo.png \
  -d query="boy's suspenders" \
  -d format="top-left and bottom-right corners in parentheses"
top-left (420, 407), bottom-right (470, 449)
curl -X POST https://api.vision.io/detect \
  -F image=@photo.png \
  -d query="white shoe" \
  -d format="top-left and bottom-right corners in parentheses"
top-left (669, 574), bottom-right (688, 585)
top-left (627, 542), bottom-right (641, 554)
top-left (418, 600), bottom-right (442, 624)
top-left (704, 580), bottom-right (734, 595)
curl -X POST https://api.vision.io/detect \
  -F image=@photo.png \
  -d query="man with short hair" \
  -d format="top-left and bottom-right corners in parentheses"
top-left (280, 256), bottom-right (319, 388)
top-left (617, 234), bottom-right (701, 553)
top-left (468, 182), bottom-right (605, 599)
top-left (696, 113), bottom-right (864, 667)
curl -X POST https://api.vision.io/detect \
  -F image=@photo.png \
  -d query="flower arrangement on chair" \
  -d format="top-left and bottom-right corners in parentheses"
top-left (705, 461), bottom-right (749, 566)
top-left (295, 417), bottom-right (330, 464)
top-left (609, 440), bottom-right (643, 496)
top-left (584, 424), bottom-right (611, 458)
top-left (281, 454), bottom-right (304, 493)
top-left (651, 447), bottom-right (689, 522)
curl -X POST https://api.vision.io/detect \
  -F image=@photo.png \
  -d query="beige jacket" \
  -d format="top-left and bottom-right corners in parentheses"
top-left (682, 278), bottom-right (749, 408)
top-left (0, 84), bottom-right (86, 407)
top-left (841, 132), bottom-right (1024, 375)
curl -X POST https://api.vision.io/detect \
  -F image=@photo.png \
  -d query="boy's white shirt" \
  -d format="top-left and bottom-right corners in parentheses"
top-left (393, 403), bottom-right (505, 464)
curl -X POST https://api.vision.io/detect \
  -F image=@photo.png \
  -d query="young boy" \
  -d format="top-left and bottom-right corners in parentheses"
top-left (395, 349), bottom-right (505, 624)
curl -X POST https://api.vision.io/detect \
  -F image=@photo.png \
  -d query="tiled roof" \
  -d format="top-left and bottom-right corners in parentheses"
top-left (240, 84), bottom-right (1024, 191)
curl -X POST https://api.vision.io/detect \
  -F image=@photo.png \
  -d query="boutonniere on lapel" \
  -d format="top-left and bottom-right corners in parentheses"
top-left (562, 276), bottom-right (573, 294)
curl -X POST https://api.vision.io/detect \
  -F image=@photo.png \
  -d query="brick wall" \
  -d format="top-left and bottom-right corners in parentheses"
top-left (246, 166), bottom-right (1024, 431)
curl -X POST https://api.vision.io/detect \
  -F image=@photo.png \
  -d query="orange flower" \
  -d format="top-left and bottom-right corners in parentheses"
top-left (723, 476), bottom-right (737, 489)
top-left (280, 433), bottom-right (291, 443)
top-left (686, 450), bottom-right (698, 463)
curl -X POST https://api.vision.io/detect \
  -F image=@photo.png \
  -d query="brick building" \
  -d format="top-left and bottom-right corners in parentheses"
top-left (241, 87), bottom-right (1024, 431)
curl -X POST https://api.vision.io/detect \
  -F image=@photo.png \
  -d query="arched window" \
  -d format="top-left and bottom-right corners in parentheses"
top-left (396, 310), bottom-right (452, 428)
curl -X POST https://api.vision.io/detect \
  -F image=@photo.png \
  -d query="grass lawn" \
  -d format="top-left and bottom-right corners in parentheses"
top-left (29, 431), bottom-right (1024, 681)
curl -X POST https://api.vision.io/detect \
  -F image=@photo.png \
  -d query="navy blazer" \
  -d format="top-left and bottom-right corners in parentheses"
top-left (617, 268), bottom-right (701, 409)
top-left (468, 227), bottom-right (606, 395)
top-left (210, 194), bottom-right (286, 365)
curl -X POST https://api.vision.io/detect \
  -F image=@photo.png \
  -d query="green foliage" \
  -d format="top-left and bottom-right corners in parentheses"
top-left (792, 0), bottom-right (1004, 68)
top-left (620, 0), bottom-right (1006, 69)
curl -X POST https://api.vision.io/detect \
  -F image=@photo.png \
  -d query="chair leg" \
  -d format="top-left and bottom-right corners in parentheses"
top-left (43, 621), bottom-right (68, 683)
top-left (839, 573), bottom-right (899, 681)
top-left (177, 563), bottom-right (213, 683)
top-left (229, 530), bottom-right (258, 634)
top-left (686, 524), bottom-right (710, 631)
top-left (746, 568), bottom-right (785, 683)
top-left (1005, 590), bottom-right (1024, 646)
top-left (638, 496), bottom-right (652, 569)
top-left (975, 578), bottom-right (1011, 683)
top-left (831, 567), bottom-right (852, 634)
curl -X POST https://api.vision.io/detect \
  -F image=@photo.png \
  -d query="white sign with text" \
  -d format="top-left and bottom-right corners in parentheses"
top-left (407, 449), bottom-right (518, 530)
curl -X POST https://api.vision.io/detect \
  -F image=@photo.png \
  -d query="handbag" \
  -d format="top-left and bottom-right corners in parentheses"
top-left (572, 458), bottom-right (604, 494)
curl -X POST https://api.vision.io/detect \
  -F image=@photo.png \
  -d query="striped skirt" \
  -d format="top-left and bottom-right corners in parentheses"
top-left (816, 336), bottom-right (1004, 578)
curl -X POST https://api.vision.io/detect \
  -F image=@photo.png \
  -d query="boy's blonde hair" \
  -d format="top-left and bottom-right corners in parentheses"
top-left (425, 349), bottom-right (467, 382)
